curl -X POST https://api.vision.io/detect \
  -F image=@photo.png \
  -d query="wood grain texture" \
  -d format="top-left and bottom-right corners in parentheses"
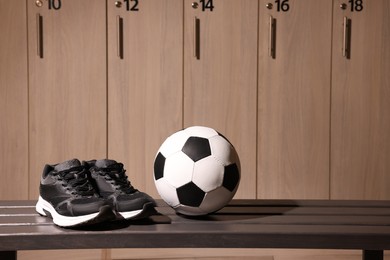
top-left (18, 249), bottom-right (103, 260)
top-left (111, 249), bottom-right (390, 260)
top-left (0, 0), bottom-right (29, 200)
top-left (331, 0), bottom-right (390, 199)
top-left (258, 0), bottom-right (332, 199)
top-left (184, 0), bottom-right (258, 199)
top-left (107, 0), bottom-right (183, 198)
top-left (27, 0), bottom-right (107, 199)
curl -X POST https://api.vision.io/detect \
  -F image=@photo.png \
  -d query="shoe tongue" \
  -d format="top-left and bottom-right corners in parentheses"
top-left (54, 159), bottom-right (81, 171)
top-left (95, 159), bottom-right (118, 168)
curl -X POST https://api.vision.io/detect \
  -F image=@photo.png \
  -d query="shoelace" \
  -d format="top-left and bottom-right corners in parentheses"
top-left (95, 163), bottom-right (136, 194)
top-left (55, 166), bottom-right (95, 197)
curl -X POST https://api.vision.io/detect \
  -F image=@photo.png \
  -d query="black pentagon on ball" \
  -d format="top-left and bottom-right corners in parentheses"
top-left (223, 163), bottom-right (240, 192)
top-left (154, 152), bottom-right (166, 180)
top-left (181, 137), bottom-right (211, 162)
top-left (176, 182), bottom-right (206, 207)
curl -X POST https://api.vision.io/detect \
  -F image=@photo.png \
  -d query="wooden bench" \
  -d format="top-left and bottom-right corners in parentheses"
top-left (1, 199), bottom-right (389, 260)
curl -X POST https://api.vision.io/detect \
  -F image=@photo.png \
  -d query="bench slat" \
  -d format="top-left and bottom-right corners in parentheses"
top-left (0, 200), bottom-right (389, 252)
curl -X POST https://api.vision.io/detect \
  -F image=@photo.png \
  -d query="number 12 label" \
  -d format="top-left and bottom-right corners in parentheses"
top-left (124, 0), bottom-right (139, 11)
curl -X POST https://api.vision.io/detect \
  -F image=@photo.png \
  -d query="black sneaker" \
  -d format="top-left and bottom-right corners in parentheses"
top-left (36, 159), bottom-right (116, 227)
top-left (84, 159), bottom-right (156, 220)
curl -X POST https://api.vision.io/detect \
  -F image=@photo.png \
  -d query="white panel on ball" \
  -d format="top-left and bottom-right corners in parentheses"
top-left (164, 152), bottom-right (194, 188)
top-left (192, 158), bottom-right (224, 192)
top-left (200, 187), bottom-right (233, 213)
top-left (175, 204), bottom-right (206, 216)
top-left (155, 178), bottom-right (180, 207)
top-left (209, 135), bottom-right (240, 166)
top-left (184, 126), bottom-right (219, 138)
top-left (158, 129), bottom-right (189, 157)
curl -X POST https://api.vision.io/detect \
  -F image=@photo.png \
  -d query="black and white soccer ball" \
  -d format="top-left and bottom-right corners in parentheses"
top-left (153, 126), bottom-right (240, 216)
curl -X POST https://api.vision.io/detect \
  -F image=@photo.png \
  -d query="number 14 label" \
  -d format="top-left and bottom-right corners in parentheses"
top-left (200, 0), bottom-right (214, 12)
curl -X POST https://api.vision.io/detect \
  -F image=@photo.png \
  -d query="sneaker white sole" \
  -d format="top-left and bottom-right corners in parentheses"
top-left (118, 209), bottom-right (143, 219)
top-left (36, 196), bottom-right (113, 227)
top-left (117, 202), bottom-right (157, 220)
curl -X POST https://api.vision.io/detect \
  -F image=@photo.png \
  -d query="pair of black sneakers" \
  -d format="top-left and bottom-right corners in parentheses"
top-left (36, 159), bottom-right (156, 227)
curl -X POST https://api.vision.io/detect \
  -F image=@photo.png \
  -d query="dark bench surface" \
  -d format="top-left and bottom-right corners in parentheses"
top-left (1, 199), bottom-right (390, 251)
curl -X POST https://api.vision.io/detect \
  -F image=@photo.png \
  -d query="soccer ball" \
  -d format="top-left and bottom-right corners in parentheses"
top-left (153, 126), bottom-right (240, 216)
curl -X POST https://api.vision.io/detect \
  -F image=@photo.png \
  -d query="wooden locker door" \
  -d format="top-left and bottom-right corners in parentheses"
top-left (258, 0), bottom-right (332, 199)
top-left (184, 0), bottom-right (258, 199)
top-left (107, 0), bottom-right (183, 197)
top-left (0, 0), bottom-right (28, 199)
top-left (27, 0), bottom-right (107, 199)
top-left (331, 0), bottom-right (390, 199)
